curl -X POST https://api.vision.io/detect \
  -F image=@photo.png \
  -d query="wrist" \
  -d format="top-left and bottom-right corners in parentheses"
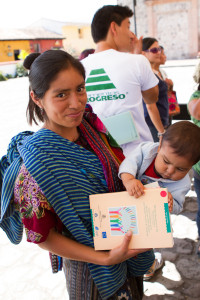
top-left (101, 251), bottom-right (110, 266)
top-left (121, 173), bottom-right (135, 183)
top-left (157, 129), bottom-right (166, 137)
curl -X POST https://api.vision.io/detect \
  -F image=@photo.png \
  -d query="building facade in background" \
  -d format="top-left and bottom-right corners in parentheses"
top-left (118, 0), bottom-right (199, 60)
top-left (62, 23), bottom-right (95, 57)
top-left (0, 27), bottom-right (63, 62)
top-left (0, 18), bottom-right (95, 64)
top-left (30, 18), bottom-right (95, 57)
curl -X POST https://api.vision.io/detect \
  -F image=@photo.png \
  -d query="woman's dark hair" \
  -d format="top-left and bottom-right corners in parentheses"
top-left (79, 48), bottom-right (95, 60)
top-left (142, 37), bottom-right (158, 51)
top-left (24, 50), bottom-right (85, 125)
top-left (91, 5), bottom-right (133, 43)
top-left (161, 121), bottom-right (200, 165)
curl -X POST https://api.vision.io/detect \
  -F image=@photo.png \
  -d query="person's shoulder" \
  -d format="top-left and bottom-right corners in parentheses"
top-left (120, 53), bottom-right (147, 62)
top-left (81, 55), bottom-right (92, 65)
top-left (191, 89), bottom-right (200, 98)
top-left (140, 141), bottom-right (158, 148)
top-left (128, 54), bottom-right (150, 63)
top-left (174, 173), bottom-right (191, 188)
top-left (189, 89), bottom-right (200, 102)
top-left (124, 54), bottom-right (152, 72)
top-left (135, 141), bottom-right (158, 153)
top-left (81, 49), bottom-right (116, 65)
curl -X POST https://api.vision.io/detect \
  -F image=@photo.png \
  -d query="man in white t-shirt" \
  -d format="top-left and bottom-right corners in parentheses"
top-left (82, 5), bottom-right (159, 156)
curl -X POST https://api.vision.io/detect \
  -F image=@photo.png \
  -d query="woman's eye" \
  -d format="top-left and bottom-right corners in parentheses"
top-left (77, 86), bottom-right (86, 93)
top-left (57, 93), bottom-right (65, 98)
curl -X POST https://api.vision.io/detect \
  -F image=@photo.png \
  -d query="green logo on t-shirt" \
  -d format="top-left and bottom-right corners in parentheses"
top-left (86, 68), bottom-right (116, 92)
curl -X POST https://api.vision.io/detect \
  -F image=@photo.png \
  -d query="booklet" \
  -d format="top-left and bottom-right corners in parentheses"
top-left (89, 188), bottom-right (174, 250)
top-left (102, 111), bottom-right (139, 145)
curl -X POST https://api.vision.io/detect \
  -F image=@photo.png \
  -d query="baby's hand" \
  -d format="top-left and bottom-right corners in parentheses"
top-left (124, 178), bottom-right (145, 198)
top-left (168, 192), bottom-right (173, 213)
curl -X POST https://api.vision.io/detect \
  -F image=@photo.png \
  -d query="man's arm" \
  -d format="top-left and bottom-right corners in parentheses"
top-left (142, 85), bottom-right (159, 105)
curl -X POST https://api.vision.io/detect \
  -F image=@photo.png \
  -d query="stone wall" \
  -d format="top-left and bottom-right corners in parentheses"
top-left (118, 0), bottom-right (199, 59)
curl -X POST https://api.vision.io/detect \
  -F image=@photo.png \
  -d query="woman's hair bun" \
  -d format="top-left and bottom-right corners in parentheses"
top-left (23, 52), bottom-right (41, 70)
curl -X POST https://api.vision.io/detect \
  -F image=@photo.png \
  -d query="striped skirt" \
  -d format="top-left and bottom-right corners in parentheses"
top-left (63, 258), bottom-right (143, 300)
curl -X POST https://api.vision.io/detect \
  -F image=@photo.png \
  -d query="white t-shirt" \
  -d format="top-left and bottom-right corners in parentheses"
top-left (82, 49), bottom-right (158, 156)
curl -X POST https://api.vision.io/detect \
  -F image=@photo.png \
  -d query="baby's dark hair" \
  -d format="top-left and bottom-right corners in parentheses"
top-left (23, 50), bottom-right (85, 125)
top-left (161, 121), bottom-right (200, 165)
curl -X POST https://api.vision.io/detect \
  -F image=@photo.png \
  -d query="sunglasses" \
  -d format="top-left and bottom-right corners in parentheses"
top-left (144, 47), bottom-right (162, 54)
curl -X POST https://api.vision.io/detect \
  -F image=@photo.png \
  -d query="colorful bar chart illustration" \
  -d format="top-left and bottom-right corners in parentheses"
top-left (109, 206), bottom-right (138, 236)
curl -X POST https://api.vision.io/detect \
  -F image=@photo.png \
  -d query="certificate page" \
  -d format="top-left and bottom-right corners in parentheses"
top-left (90, 188), bottom-right (173, 250)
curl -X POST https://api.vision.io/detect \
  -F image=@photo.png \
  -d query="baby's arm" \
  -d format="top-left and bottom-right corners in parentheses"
top-left (121, 173), bottom-right (145, 198)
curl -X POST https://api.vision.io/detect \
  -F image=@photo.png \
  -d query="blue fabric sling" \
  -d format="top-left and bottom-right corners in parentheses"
top-left (0, 117), bottom-right (154, 300)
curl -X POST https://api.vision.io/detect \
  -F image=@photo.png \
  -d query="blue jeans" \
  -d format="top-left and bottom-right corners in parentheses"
top-left (194, 175), bottom-right (200, 239)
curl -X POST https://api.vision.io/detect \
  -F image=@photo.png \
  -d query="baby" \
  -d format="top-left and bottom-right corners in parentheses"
top-left (119, 121), bottom-right (200, 214)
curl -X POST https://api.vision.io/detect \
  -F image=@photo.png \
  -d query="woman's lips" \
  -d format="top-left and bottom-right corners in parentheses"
top-left (67, 111), bottom-right (83, 118)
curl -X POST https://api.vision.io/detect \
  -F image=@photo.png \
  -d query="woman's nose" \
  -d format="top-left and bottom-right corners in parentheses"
top-left (69, 93), bottom-right (80, 108)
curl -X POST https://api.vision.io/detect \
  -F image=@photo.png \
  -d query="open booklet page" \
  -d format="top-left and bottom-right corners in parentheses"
top-left (102, 111), bottom-right (139, 145)
top-left (90, 188), bottom-right (174, 250)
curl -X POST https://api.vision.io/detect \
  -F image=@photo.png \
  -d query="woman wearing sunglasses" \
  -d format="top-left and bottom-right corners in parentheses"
top-left (142, 37), bottom-right (169, 142)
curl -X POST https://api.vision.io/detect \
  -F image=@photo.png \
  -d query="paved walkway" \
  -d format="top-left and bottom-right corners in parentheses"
top-left (143, 185), bottom-right (200, 300)
top-left (0, 69), bottom-right (199, 299)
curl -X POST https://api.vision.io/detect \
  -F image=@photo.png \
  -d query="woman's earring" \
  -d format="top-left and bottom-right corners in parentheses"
top-left (39, 107), bottom-right (44, 116)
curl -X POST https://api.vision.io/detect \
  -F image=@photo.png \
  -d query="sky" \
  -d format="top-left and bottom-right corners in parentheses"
top-left (1, 0), bottom-right (117, 28)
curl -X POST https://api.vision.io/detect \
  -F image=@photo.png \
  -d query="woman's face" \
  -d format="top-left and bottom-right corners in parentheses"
top-left (160, 49), bottom-right (167, 65)
top-left (36, 67), bottom-right (87, 137)
top-left (143, 41), bottom-right (161, 65)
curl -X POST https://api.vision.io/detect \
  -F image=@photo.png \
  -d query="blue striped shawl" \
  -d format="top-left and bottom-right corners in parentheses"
top-left (0, 122), bottom-right (154, 299)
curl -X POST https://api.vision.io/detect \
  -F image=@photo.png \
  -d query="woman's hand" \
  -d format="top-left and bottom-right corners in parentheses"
top-left (39, 228), bottom-right (150, 266)
top-left (105, 231), bottom-right (151, 265)
top-left (168, 192), bottom-right (173, 213)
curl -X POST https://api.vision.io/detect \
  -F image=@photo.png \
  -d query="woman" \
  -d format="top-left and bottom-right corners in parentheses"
top-left (142, 37), bottom-right (169, 142)
top-left (0, 50), bottom-right (154, 300)
top-left (159, 46), bottom-right (173, 90)
top-left (79, 48), bottom-right (95, 60)
top-left (188, 61), bottom-right (200, 258)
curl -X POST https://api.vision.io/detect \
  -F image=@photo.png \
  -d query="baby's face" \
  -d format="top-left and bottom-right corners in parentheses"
top-left (155, 141), bottom-right (192, 181)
